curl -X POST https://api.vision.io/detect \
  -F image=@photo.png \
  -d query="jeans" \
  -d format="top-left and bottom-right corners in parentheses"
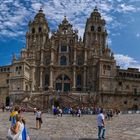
top-left (98, 126), bottom-right (106, 139)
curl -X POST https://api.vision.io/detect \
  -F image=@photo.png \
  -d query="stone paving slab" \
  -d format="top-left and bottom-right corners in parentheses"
top-left (0, 111), bottom-right (140, 140)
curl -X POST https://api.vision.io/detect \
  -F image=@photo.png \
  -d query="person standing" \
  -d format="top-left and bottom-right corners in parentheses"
top-left (33, 108), bottom-right (36, 115)
top-left (77, 108), bottom-right (81, 117)
top-left (35, 108), bottom-right (42, 129)
top-left (2, 105), bottom-right (5, 112)
top-left (7, 114), bottom-right (24, 140)
top-left (97, 109), bottom-right (106, 140)
top-left (9, 106), bottom-right (19, 127)
top-left (59, 108), bottom-right (63, 117)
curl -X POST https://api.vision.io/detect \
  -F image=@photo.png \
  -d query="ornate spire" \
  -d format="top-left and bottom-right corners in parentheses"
top-left (90, 6), bottom-right (101, 19)
top-left (13, 53), bottom-right (16, 60)
top-left (62, 15), bottom-right (68, 24)
top-left (39, 7), bottom-right (43, 13)
top-left (12, 53), bottom-right (16, 63)
top-left (34, 6), bottom-right (45, 21)
top-left (94, 5), bottom-right (98, 12)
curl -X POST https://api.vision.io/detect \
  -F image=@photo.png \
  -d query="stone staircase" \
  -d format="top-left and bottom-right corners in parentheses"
top-left (20, 91), bottom-right (95, 111)
top-left (59, 94), bottom-right (80, 108)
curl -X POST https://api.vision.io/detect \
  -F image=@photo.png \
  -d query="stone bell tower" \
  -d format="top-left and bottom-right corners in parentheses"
top-left (25, 8), bottom-right (50, 91)
top-left (84, 6), bottom-right (107, 53)
top-left (26, 8), bottom-right (49, 51)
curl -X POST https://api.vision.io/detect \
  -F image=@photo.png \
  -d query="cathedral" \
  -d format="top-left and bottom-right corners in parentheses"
top-left (0, 7), bottom-right (140, 110)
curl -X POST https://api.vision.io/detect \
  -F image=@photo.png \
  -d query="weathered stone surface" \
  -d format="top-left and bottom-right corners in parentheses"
top-left (0, 111), bottom-right (140, 140)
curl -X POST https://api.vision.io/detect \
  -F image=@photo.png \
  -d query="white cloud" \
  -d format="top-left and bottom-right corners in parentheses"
top-left (0, 1), bottom-right (30, 38)
top-left (129, 0), bottom-right (140, 2)
top-left (0, 0), bottom-right (139, 39)
top-left (31, 3), bottom-right (43, 11)
top-left (117, 3), bottom-right (136, 13)
top-left (114, 54), bottom-right (140, 70)
top-left (136, 33), bottom-right (140, 37)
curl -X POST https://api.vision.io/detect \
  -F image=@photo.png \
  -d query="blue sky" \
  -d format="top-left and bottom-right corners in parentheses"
top-left (0, 0), bottom-right (140, 69)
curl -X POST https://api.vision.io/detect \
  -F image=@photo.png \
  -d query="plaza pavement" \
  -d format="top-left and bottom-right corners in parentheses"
top-left (0, 110), bottom-right (140, 140)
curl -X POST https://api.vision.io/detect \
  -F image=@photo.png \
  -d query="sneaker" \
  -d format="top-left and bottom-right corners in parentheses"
top-left (102, 137), bottom-right (105, 139)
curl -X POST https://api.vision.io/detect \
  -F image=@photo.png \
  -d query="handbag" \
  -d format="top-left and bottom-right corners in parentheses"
top-left (7, 128), bottom-right (21, 140)
top-left (7, 128), bottom-right (14, 140)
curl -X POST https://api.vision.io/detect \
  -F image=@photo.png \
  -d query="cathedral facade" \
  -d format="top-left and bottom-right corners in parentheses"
top-left (0, 7), bottom-right (140, 110)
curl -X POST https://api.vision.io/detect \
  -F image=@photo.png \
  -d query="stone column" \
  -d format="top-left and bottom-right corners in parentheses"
top-left (72, 67), bottom-right (76, 91)
top-left (31, 66), bottom-right (35, 91)
top-left (51, 41), bottom-right (54, 65)
top-left (74, 47), bottom-right (76, 65)
top-left (49, 67), bottom-right (53, 89)
top-left (39, 68), bottom-right (43, 90)
top-left (41, 50), bottom-right (44, 65)
top-left (51, 50), bottom-right (54, 65)
top-left (43, 35), bottom-right (46, 46)
top-left (83, 67), bottom-right (87, 91)
top-left (84, 48), bottom-right (87, 65)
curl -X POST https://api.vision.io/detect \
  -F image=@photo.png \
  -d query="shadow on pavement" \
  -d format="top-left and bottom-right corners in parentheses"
top-left (29, 127), bottom-right (38, 130)
top-left (79, 138), bottom-right (98, 140)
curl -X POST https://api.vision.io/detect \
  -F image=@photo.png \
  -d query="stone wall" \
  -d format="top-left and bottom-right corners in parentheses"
top-left (0, 87), bottom-right (9, 106)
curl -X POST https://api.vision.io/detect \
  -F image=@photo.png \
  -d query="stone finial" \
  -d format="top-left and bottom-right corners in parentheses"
top-left (62, 15), bottom-right (68, 24)
top-left (12, 53), bottom-right (16, 61)
top-left (39, 7), bottom-right (43, 13)
top-left (79, 36), bottom-right (82, 42)
top-left (94, 5), bottom-right (98, 12)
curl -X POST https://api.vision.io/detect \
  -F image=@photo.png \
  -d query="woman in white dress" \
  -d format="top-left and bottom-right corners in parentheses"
top-left (8, 114), bottom-right (24, 140)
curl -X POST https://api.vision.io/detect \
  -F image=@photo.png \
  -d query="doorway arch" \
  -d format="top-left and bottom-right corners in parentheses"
top-left (55, 74), bottom-right (71, 92)
top-left (5, 96), bottom-right (10, 106)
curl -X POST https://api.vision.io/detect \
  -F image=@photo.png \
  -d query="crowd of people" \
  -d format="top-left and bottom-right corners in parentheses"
top-left (57, 106), bottom-right (120, 118)
top-left (0, 105), bottom-right (121, 140)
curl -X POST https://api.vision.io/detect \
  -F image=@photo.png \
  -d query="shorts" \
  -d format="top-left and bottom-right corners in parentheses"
top-left (36, 117), bottom-right (42, 123)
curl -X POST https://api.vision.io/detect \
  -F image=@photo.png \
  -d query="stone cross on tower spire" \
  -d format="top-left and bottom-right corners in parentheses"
top-left (39, 5), bottom-right (43, 13)
top-left (94, 0), bottom-right (101, 9)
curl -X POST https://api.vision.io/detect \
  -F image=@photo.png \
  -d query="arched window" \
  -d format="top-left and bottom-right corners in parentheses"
top-left (135, 74), bottom-right (138, 78)
top-left (19, 66), bottom-right (22, 70)
top-left (98, 27), bottom-right (101, 32)
top-left (123, 73), bottom-right (126, 77)
top-left (46, 57), bottom-right (50, 65)
top-left (56, 74), bottom-right (71, 92)
top-left (76, 74), bottom-right (82, 91)
top-left (16, 67), bottom-right (18, 71)
top-left (32, 28), bottom-right (35, 34)
top-left (61, 45), bottom-right (67, 52)
top-left (127, 73), bottom-right (130, 77)
top-left (38, 27), bottom-right (42, 33)
top-left (107, 65), bottom-right (111, 70)
top-left (64, 75), bottom-right (70, 80)
top-left (131, 73), bottom-right (134, 77)
top-left (26, 85), bottom-right (28, 91)
top-left (91, 26), bottom-right (94, 31)
top-left (119, 72), bottom-right (123, 76)
top-left (6, 96), bottom-right (10, 106)
top-left (103, 65), bottom-right (106, 70)
top-left (60, 56), bottom-right (67, 65)
top-left (45, 74), bottom-right (49, 90)
top-left (77, 56), bottom-right (84, 65)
